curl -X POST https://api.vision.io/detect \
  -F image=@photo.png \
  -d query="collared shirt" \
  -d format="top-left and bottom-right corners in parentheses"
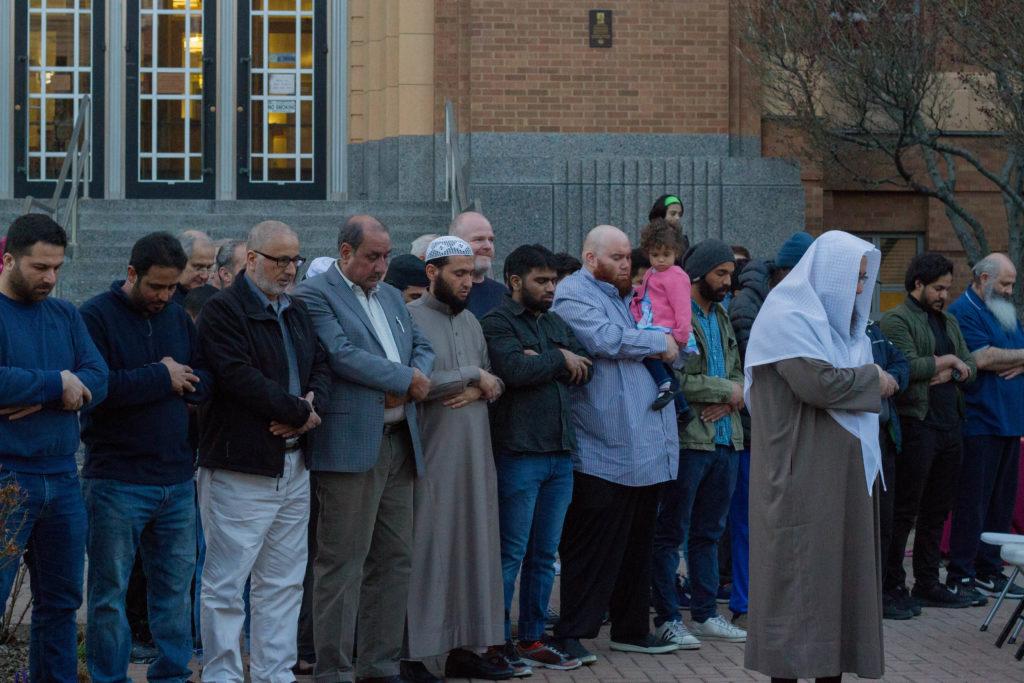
top-left (336, 262), bottom-right (405, 423)
top-left (692, 300), bottom-right (732, 446)
top-left (481, 294), bottom-right (593, 456)
top-left (949, 287), bottom-right (1024, 436)
top-left (246, 276), bottom-right (300, 397)
top-left (551, 268), bottom-right (678, 487)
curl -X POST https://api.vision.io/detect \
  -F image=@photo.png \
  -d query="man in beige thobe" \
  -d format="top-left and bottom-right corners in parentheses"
top-left (404, 236), bottom-right (512, 681)
top-left (744, 231), bottom-right (897, 682)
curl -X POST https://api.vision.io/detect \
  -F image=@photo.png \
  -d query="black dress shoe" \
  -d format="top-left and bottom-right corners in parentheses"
top-left (444, 647), bottom-right (515, 680)
top-left (355, 676), bottom-right (404, 683)
top-left (400, 660), bottom-right (442, 683)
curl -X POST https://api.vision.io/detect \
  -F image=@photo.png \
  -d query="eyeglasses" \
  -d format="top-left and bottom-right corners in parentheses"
top-left (858, 273), bottom-right (871, 283)
top-left (253, 250), bottom-right (306, 268)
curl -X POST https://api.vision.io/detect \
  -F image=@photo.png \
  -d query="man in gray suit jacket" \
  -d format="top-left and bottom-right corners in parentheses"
top-left (294, 215), bottom-right (434, 683)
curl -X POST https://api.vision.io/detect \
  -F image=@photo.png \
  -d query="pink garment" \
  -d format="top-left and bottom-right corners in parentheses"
top-left (629, 264), bottom-right (693, 346)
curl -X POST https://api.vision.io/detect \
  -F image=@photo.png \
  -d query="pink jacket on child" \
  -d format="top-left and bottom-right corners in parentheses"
top-left (629, 264), bottom-right (693, 346)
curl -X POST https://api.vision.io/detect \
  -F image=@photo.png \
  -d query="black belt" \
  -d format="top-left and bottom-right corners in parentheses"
top-left (383, 420), bottom-right (407, 435)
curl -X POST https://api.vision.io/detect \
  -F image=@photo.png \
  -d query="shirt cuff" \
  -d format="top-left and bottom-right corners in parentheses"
top-left (43, 370), bottom-right (64, 403)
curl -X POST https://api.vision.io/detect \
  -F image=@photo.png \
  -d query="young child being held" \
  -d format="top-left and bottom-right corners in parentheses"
top-left (629, 219), bottom-right (697, 425)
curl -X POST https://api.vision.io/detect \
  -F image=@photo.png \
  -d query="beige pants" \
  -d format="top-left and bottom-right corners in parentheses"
top-left (312, 427), bottom-right (415, 682)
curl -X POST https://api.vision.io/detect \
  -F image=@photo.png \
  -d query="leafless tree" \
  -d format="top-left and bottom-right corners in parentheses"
top-left (741, 0), bottom-right (1024, 304)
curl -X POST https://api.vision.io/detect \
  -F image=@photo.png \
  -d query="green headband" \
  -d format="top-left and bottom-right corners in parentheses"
top-left (664, 196), bottom-right (681, 207)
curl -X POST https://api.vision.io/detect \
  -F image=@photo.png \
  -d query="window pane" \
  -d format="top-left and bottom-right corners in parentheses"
top-left (156, 99), bottom-right (184, 153)
top-left (157, 156), bottom-right (184, 180)
top-left (249, 155), bottom-right (264, 181)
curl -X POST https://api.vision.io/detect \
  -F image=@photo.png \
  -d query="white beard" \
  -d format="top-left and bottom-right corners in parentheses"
top-left (985, 294), bottom-right (1019, 332)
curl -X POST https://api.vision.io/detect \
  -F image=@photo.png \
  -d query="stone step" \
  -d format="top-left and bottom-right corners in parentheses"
top-left (0, 197), bottom-right (453, 304)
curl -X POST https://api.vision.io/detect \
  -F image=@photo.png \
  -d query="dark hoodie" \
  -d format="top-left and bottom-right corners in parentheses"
top-left (79, 281), bottom-right (212, 485)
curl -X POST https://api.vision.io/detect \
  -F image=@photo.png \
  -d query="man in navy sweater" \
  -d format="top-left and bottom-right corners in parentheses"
top-left (0, 213), bottom-right (108, 683)
top-left (79, 231), bottom-right (212, 683)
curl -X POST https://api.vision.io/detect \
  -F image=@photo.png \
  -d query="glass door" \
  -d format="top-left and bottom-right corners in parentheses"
top-left (14, 0), bottom-right (105, 198)
top-left (125, 0), bottom-right (216, 198)
top-left (236, 0), bottom-right (326, 199)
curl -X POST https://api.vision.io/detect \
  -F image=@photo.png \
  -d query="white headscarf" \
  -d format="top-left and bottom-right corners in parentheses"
top-left (744, 231), bottom-right (882, 494)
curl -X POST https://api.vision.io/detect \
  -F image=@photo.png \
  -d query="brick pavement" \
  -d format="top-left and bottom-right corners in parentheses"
top-left (119, 568), bottom-right (1024, 682)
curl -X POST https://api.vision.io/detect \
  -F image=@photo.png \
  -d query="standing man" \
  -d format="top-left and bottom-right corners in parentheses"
top-left (449, 211), bottom-right (506, 317)
top-left (173, 230), bottom-right (216, 304)
top-left (947, 253), bottom-right (1024, 598)
top-left (383, 253), bottom-right (430, 304)
top-left (292, 215), bottom-right (433, 683)
top-left (481, 244), bottom-right (591, 671)
top-left (880, 252), bottom-right (977, 611)
top-left (198, 220), bottom-right (331, 683)
top-left (80, 231), bottom-right (212, 683)
top-left (212, 238), bottom-right (247, 290)
top-left (0, 214), bottom-right (108, 682)
top-left (404, 236), bottom-right (511, 680)
top-left (651, 240), bottom-right (747, 647)
top-left (550, 225), bottom-right (680, 663)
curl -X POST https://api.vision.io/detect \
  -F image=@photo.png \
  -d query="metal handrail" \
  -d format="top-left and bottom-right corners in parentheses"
top-left (444, 98), bottom-right (480, 218)
top-left (22, 94), bottom-right (91, 251)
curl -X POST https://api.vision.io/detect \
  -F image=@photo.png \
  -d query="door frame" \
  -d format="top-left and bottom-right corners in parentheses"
top-left (124, 0), bottom-right (217, 199)
top-left (13, 0), bottom-right (105, 198)
top-left (235, 1), bottom-right (327, 200)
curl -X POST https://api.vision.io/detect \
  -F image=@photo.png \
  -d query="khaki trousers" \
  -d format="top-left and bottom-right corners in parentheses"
top-left (312, 426), bottom-right (414, 682)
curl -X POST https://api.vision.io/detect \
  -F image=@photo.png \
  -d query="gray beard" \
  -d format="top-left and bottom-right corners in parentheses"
top-left (985, 291), bottom-right (1019, 332)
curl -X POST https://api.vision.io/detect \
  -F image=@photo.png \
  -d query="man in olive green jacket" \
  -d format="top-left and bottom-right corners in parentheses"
top-left (880, 252), bottom-right (977, 613)
top-left (650, 239), bottom-right (747, 648)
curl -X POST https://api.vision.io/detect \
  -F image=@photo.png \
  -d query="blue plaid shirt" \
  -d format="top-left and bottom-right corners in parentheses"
top-left (692, 300), bottom-right (732, 446)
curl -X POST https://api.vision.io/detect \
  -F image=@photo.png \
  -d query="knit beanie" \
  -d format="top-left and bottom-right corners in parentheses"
top-left (775, 232), bottom-right (814, 269)
top-left (681, 239), bottom-right (735, 282)
top-left (385, 253), bottom-right (430, 290)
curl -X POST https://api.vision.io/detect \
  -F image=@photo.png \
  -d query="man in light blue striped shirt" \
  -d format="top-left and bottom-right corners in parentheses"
top-left (550, 225), bottom-right (681, 663)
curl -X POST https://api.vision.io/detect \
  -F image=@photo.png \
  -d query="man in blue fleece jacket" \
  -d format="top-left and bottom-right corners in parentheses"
top-left (0, 213), bottom-right (108, 683)
top-left (79, 231), bottom-right (212, 683)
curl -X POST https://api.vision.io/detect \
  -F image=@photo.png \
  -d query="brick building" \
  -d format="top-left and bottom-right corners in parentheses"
top-left (8, 1), bottom-right (1001, 311)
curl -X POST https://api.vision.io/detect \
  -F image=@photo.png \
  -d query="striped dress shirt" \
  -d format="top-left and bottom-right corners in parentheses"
top-left (552, 268), bottom-right (679, 487)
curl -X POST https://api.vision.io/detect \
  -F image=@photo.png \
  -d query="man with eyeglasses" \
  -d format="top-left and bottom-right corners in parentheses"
top-left (196, 220), bottom-right (331, 683)
top-left (294, 215), bottom-right (435, 683)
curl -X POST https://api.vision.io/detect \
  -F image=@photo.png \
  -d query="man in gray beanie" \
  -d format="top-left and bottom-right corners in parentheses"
top-left (650, 239), bottom-right (748, 647)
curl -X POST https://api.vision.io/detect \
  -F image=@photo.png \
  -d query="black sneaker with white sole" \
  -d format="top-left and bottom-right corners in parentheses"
top-left (912, 582), bottom-right (972, 608)
top-left (945, 577), bottom-right (989, 607)
top-left (974, 572), bottom-right (1024, 599)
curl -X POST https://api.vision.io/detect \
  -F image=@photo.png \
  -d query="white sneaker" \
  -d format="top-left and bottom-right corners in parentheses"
top-left (691, 614), bottom-right (746, 642)
top-left (654, 620), bottom-right (701, 650)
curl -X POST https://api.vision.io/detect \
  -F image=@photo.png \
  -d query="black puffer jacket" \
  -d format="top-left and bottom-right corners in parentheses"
top-left (728, 258), bottom-right (773, 445)
top-left (728, 259), bottom-right (773, 361)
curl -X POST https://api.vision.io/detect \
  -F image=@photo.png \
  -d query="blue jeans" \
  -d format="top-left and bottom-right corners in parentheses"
top-left (83, 478), bottom-right (196, 683)
top-left (728, 450), bottom-right (749, 615)
top-left (651, 446), bottom-right (738, 624)
top-left (495, 452), bottom-right (574, 642)
top-left (0, 469), bottom-right (86, 683)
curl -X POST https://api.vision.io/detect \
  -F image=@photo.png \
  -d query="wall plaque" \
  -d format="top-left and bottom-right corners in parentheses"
top-left (589, 10), bottom-right (612, 48)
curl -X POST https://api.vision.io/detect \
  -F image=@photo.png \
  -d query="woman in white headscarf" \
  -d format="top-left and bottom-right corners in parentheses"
top-left (743, 231), bottom-right (898, 682)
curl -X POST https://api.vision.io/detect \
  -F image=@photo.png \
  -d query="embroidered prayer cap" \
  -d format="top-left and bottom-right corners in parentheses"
top-left (425, 236), bottom-right (473, 262)
top-left (304, 256), bottom-right (335, 280)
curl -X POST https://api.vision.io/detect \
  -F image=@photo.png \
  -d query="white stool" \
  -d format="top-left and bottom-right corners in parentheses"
top-left (979, 533), bottom-right (1024, 632)
top-left (993, 543), bottom-right (1024, 656)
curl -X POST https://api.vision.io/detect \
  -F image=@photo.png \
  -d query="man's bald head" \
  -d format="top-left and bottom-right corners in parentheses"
top-left (449, 211), bottom-right (495, 281)
top-left (177, 230), bottom-right (215, 291)
top-left (582, 225), bottom-right (633, 297)
top-left (583, 225), bottom-right (630, 262)
top-left (247, 220), bottom-right (297, 251)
